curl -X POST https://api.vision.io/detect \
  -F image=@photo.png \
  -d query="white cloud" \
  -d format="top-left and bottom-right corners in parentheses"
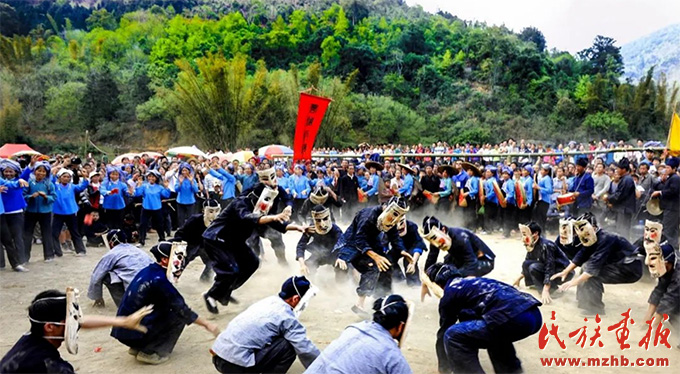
top-left (406, 0), bottom-right (680, 53)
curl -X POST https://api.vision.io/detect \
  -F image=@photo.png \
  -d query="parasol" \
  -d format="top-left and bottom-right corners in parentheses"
top-left (165, 146), bottom-right (208, 159)
top-left (258, 145), bottom-right (293, 159)
top-left (230, 150), bottom-right (256, 164)
top-left (111, 153), bottom-right (139, 165)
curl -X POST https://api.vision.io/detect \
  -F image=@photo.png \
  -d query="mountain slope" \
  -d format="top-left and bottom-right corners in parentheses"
top-left (621, 23), bottom-right (680, 84)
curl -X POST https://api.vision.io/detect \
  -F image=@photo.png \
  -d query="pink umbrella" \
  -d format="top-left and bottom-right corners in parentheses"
top-left (111, 153), bottom-right (139, 165)
top-left (259, 145), bottom-right (293, 160)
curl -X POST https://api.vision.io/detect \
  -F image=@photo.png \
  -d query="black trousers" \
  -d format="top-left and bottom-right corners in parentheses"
top-left (1, 213), bottom-right (25, 268)
top-left (139, 208), bottom-right (165, 245)
top-left (212, 336), bottom-right (296, 374)
top-left (576, 259), bottom-right (642, 313)
top-left (104, 208), bottom-right (125, 230)
top-left (351, 254), bottom-right (392, 297)
top-left (249, 227), bottom-right (287, 264)
top-left (502, 205), bottom-right (517, 238)
top-left (24, 212), bottom-right (53, 261)
top-left (52, 214), bottom-right (86, 255)
top-left (177, 203), bottom-right (195, 228)
top-left (186, 243), bottom-right (214, 282)
top-left (522, 260), bottom-right (572, 291)
top-left (614, 211), bottom-right (633, 240)
top-left (532, 201), bottom-right (549, 231)
top-left (103, 274), bottom-right (126, 307)
top-left (440, 306), bottom-right (542, 374)
top-left (205, 238), bottom-right (260, 305)
top-left (483, 202), bottom-right (499, 232)
top-left (662, 209), bottom-right (679, 251)
top-left (118, 313), bottom-right (185, 356)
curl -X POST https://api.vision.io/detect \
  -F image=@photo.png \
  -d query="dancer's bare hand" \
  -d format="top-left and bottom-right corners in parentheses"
top-left (373, 255), bottom-right (391, 272)
top-left (299, 261), bottom-right (310, 276)
top-left (550, 270), bottom-right (568, 282)
top-left (204, 322), bottom-right (220, 337)
top-left (541, 289), bottom-right (553, 305)
top-left (334, 259), bottom-right (347, 271)
top-left (123, 305), bottom-right (154, 333)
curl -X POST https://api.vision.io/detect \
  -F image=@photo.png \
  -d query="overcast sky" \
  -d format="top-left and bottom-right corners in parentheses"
top-left (406, 0), bottom-right (680, 53)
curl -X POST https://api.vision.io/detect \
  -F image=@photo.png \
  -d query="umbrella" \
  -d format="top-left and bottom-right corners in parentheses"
top-left (10, 149), bottom-right (49, 161)
top-left (259, 145), bottom-right (293, 159)
top-left (209, 151), bottom-right (231, 163)
top-left (139, 151), bottom-right (163, 159)
top-left (230, 150), bottom-right (256, 164)
top-left (0, 144), bottom-right (37, 158)
top-left (111, 153), bottom-right (139, 165)
top-left (165, 146), bottom-right (208, 159)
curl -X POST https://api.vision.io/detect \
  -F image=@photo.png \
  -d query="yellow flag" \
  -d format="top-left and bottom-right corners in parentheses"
top-left (668, 112), bottom-right (680, 157)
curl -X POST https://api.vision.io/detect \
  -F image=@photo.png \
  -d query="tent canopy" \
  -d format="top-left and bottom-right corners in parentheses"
top-left (0, 144), bottom-right (37, 158)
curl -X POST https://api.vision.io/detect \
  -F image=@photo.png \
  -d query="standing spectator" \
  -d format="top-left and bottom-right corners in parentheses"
top-left (651, 157), bottom-right (680, 250)
top-left (23, 161), bottom-right (56, 263)
top-left (532, 164), bottom-right (553, 230)
top-left (604, 158), bottom-right (636, 239)
top-left (591, 163), bottom-right (611, 223)
top-left (568, 158), bottom-right (594, 217)
top-left (175, 163), bottom-right (199, 227)
top-left (52, 168), bottom-right (89, 256)
top-left (101, 166), bottom-right (130, 230)
top-left (133, 170), bottom-right (171, 246)
top-left (337, 163), bottom-right (359, 219)
top-left (0, 160), bottom-right (29, 271)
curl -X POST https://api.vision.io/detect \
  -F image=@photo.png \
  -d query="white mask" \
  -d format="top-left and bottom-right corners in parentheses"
top-left (377, 201), bottom-right (409, 232)
top-left (310, 188), bottom-right (329, 205)
top-left (311, 208), bottom-right (332, 235)
top-left (559, 219), bottom-right (574, 245)
top-left (519, 224), bottom-right (537, 252)
top-left (397, 216), bottom-right (408, 237)
top-left (643, 221), bottom-right (666, 278)
top-left (421, 226), bottom-right (452, 251)
top-left (257, 167), bottom-right (278, 187)
top-left (65, 288), bottom-right (81, 355)
top-left (253, 186), bottom-right (279, 216)
top-left (166, 242), bottom-right (187, 283)
top-left (574, 220), bottom-right (597, 247)
top-left (203, 206), bottom-right (221, 227)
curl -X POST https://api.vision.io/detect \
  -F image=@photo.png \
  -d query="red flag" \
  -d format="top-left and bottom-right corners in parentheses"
top-left (293, 93), bottom-right (331, 163)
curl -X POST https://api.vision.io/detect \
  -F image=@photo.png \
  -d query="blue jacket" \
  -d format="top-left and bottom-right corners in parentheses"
top-left (23, 178), bottom-right (56, 213)
top-left (53, 179), bottom-right (89, 215)
top-left (536, 175), bottom-right (553, 203)
top-left (112, 263), bottom-right (198, 342)
top-left (357, 175), bottom-right (367, 190)
top-left (440, 177), bottom-right (453, 198)
top-left (174, 178), bottom-right (199, 205)
top-left (524, 237), bottom-right (570, 284)
top-left (467, 176), bottom-right (479, 200)
top-left (572, 230), bottom-right (639, 277)
top-left (296, 224), bottom-right (343, 260)
top-left (363, 174), bottom-right (380, 197)
top-left (290, 174), bottom-right (311, 200)
top-left (209, 168), bottom-right (236, 200)
top-left (334, 206), bottom-right (406, 262)
top-left (569, 172), bottom-right (594, 209)
top-left (237, 173), bottom-right (259, 192)
top-left (134, 183), bottom-right (170, 211)
top-left (502, 178), bottom-right (516, 205)
top-left (101, 179), bottom-right (129, 210)
top-left (398, 173), bottom-right (414, 196)
top-left (483, 179), bottom-right (498, 204)
top-left (277, 175), bottom-right (290, 193)
top-left (1, 177), bottom-right (27, 213)
top-left (521, 176), bottom-right (533, 206)
top-left (400, 220), bottom-right (427, 255)
top-left (453, 171), bottom-right (469, 190)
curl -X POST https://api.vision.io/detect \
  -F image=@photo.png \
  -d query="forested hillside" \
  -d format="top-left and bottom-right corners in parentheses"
top-left (0, 0), bottom-right (677, 154)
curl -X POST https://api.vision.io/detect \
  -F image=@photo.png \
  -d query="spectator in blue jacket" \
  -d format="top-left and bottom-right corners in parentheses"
top-left (236, 164), bottom-right (258, 192)
top-left (101, 166), bottom-right (130, 230)
top-left (290, 165), bottom-right (311, 223)
top-left (174, 163), bottom-right (199, 227)
top-left (23, 161), bottom-right (56, 262)
top-left (134, 170), bottom-right (171, 246)
top-left (52, 168), bottom-right (89, 256)
top-left (209, 164), bottom-right (236, 210)
top-left (0, 160), bottom-right (29, 271)
top-left (568, 157), bottom-right (594, 217)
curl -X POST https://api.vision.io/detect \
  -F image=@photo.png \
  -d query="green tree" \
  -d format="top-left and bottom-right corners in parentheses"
top-left (86, 9), bottom-right (117, 31)
top-left (519, 27), bottom-right (546, 52)
top-left (82, 66), bottom-right (121, 130)
top-left (45, 81), bottom-right (86, 131)
top-left (582, 111), bottom-right (629, 139)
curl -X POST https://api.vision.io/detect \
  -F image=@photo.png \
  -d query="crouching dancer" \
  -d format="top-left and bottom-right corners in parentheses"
top-left (211, 276), bottom-right (320, 373)
top-left (305, 294), bottom-right (412, 374)
top-left (112, 242), bottom-right (219, 364)
top-left (426, 263), bottom-right (542, 374)
top-left (296, 205), bottom-right (346, 279)
top-left (334, 196), bottom-right (410, 317)
top-left (512, 222), bottom-right (572, 304)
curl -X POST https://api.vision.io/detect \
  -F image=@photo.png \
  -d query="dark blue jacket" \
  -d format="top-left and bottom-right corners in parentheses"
top-left (607, 174), bottom-right (636, 214)
top-left (398, 220), bottom-right (427, 255)
top-left (572, 230), bottom-right (637, 276)
top-left (296, 224), bottom-right (343, 260)
top-left (436, 278), bottom-right (541, 371)
top-left (430, 227), bottom-right (496, 277)
top-left (569, 171), bottom-right (594, 209)
top-left (554, 235), bottom-right (582, 260)
top-left (334, 206), bottom-right (406, 262)
top-left (112, 263), bottom-right (198, 342)
top-left (203, 195), bottom-right (287, 244)
top-left (659, 173), bottom-right (680, 212)
top-left (0, 333), bottom-right (75, 374)
top-left (525, 237), bottom-right (570, 284)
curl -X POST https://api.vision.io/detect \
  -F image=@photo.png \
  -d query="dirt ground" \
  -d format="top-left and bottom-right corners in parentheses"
top-left (1, 225), bottom-right (679, 373)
